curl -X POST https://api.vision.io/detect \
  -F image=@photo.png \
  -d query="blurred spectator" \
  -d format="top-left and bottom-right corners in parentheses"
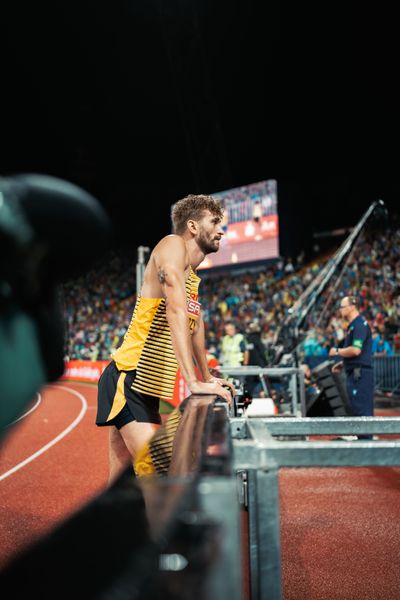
top-left (219, 322), bottom-right (248, 368)
top-left (284, 257), bottom-right (295, 274)
top-left (372, 332), bottom-right (395, 356)
top-left (245, 321), bottom-right (268, 397)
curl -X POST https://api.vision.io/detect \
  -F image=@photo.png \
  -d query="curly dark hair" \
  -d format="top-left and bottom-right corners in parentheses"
top-left (171, 194), bottom-right (224, 235)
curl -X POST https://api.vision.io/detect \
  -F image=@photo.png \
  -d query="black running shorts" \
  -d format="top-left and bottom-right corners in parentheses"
top-left (96, 360), bottom-right (162, 427)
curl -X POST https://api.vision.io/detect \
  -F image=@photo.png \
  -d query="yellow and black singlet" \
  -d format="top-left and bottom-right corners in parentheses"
top-left (112, 268), bottom-right (201, 401)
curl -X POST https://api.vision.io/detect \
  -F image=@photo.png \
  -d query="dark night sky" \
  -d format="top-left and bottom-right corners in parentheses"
top-left (2, 1), bottom-right (399, 260)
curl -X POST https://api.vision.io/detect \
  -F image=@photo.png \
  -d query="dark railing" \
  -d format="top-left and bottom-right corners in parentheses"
top-left (0, 394), bottom-right (241, 600)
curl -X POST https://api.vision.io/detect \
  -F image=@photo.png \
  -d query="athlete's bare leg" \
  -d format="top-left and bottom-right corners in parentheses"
top-left (108, 422), bottom-right (159, 485)
top-left (108, 426), bottom-right (131, 485)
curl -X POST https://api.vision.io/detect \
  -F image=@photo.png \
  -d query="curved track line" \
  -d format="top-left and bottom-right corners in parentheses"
top-left (0, 385), bottom-right (88, 482)
top-left (7, 393), bottom-right (42, 427)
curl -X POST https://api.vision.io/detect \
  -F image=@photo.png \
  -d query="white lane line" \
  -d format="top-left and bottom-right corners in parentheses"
top-left (7, 393), bottom-right (42, 426)
top-left (0, 385), bottom-right (88, 482)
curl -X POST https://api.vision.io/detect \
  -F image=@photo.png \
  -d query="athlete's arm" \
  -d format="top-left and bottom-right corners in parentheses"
top-left (154, 237), bottom-right (232, 403)
top-left (192, 314), bottom-right (236, 397)
top-left (191, 314), bottom-right (211, 381)
top-left (154, 236), bottom-right (197, 385)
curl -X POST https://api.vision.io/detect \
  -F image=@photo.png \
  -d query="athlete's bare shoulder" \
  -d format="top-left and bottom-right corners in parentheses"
top-left (153, 234), bottom-right (188, 264)
top-left (141, 236), bottom-right (188, 296)
top-left (154, 234), bottom-right (185, 252)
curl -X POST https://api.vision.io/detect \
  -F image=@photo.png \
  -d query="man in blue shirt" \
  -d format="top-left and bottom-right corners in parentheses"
top-left (372, 332), bottom-right (395, 356)
top-left (328, 296), bottom-right (374, 439)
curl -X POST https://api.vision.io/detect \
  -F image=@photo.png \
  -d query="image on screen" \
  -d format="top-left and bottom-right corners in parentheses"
top-left (197, 179), bottom-right (279, 270)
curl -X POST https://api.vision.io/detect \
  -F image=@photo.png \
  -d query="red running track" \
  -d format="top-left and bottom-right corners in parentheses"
top-left (0, 382), bottom-right (108, 569)
top-left (1, 382), bottom-right (400, 599)
top-left (280, 409), bottom-right (400, 600)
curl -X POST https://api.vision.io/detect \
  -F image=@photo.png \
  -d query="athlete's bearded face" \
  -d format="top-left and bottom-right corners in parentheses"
top-left (196, 213), bottom-right (224, 254)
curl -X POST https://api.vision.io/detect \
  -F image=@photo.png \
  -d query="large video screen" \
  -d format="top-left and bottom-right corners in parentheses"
top-left (198, 179), bottom-right (279, 270)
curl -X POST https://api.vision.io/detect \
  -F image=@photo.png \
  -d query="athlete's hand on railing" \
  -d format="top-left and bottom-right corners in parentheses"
top-left (207, 376), bottom-right (236, 399)
top-left (189, 380), bottom-right (234, 405)
top-left (207, 368), bottom-right (236, 397)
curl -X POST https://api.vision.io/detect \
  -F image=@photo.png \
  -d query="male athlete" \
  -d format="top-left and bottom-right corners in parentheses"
top-left (96, 194), bottom-right (234, 482)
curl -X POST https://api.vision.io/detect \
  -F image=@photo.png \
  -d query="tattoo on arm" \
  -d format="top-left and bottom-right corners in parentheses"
top-left (158, 268), bottom-right (167, 284)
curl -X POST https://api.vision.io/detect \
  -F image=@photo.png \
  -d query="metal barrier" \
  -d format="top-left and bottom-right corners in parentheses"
top-left (373, 355), bottom-right (400, 395)
top-left (304, 355), bottom-right (400, 397)
top-left (218, 366), bottom-right (306, 417)
top-left (231, 415), bottom-right (400, 600)
top-left (155, 395), bottom-right (244, 599)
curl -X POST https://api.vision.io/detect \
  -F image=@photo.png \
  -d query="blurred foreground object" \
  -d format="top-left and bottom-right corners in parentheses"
top-left (0, 395), bottom-right (240, 600)
top-left (0, 173), bottom-right (112, 433)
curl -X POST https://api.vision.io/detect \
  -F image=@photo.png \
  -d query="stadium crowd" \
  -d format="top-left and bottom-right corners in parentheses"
top-left (63, 250), bottom-right (136, 360)
top-left (62, 224), bottom-right (400, 365)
